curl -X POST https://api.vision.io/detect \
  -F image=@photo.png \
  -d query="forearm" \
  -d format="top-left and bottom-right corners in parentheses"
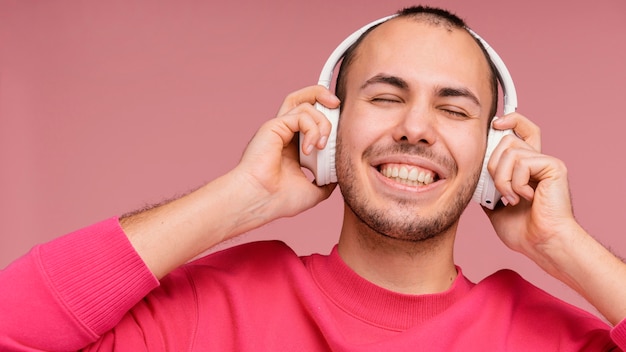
top-left (121, 169), bottom-right (278, 279)
top-left (530, 222), bottom-right (626, 326)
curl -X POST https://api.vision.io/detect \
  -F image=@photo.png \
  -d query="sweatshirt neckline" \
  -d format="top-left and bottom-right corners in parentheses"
top-left (307, 245), bottom-right (474, 330)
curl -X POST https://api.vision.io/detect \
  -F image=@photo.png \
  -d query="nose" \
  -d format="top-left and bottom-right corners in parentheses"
top-left (392, 105), bottom-right (437, 145)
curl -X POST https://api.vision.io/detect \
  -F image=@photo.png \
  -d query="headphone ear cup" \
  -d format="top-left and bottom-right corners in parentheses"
top-left (472, 118), bottom-right (513, 209)
top-left (299, 103), bottom-right (339, 185)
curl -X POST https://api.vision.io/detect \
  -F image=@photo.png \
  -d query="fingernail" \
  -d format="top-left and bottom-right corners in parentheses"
top-left (504, 195), bottom-right (516, 206)
top-left (319, 136), bottom-right (328, 147)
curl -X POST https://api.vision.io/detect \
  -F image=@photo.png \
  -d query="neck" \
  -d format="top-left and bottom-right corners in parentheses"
top-left (337, 206), bottom-right (458, 295)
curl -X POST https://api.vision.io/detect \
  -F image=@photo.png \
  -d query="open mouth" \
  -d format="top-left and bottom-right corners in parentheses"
top-left (378, 163), bottom-right (439, 187)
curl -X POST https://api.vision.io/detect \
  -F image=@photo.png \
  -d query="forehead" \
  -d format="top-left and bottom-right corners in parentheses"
top-left (348, 18), bottom-right (493, 102)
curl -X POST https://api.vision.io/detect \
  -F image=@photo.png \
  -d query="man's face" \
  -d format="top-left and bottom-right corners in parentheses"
top-left (336, 18), bottom-right (494, 242)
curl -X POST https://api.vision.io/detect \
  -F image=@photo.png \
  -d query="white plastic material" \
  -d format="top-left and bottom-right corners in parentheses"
top-left (472, 120), bottom-right (514, 209)
top-left (299, 103), bottom-right (338, 185)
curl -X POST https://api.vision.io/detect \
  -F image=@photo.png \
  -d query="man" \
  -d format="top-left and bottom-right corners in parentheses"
top-left (2, 5), bottom-right (625, 351)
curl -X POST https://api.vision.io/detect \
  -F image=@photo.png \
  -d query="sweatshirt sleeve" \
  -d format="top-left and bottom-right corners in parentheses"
top-left (0, 217), bottom-right (160, 351)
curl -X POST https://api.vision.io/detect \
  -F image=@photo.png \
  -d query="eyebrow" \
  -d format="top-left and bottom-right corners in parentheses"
top-left (437, 87), bottom-right (481, 108)
top-left (361, 74), bottom-right (409, 91)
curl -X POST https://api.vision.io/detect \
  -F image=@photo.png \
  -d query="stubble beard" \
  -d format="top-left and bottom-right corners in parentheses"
top-left (336, 138), bottom-right (481, 244)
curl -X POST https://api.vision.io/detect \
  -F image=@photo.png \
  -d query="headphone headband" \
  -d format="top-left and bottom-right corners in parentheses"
top-left (318, 14), bottom-right (518, 114)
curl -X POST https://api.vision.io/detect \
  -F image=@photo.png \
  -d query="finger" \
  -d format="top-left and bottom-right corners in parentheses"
top-left (490, 147), bottom-right (539, 205)
top-left (273, 103), bottom-right (332, 153)
top-left (492, 112), bottom-right (541, 152)
top-left (509, 154), bottom-right (569, 204)
top-left (509, 156), bottom-right (539, 202)
top-left (276, 85), bottom-right (340, 117)
top-left (487, 132), bottom-right (535, 183)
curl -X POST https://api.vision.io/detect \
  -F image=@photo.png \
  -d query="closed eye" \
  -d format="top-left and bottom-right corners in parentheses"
top-left (443, 109), bottom-right (469, 118)
top-left (371, 95), bottom-right (403, 104)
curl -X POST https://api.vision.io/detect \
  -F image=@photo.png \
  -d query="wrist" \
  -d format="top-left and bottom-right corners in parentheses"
top-left (525, 221), bottom-right (589, 284)
top-left (123, 170), bottom-right (277, 279)
top-left (528, 222), bottom-right (626, 325)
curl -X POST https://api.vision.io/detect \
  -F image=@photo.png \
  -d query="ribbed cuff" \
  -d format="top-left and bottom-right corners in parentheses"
top-left (38, 217), bottom-right (159, 335)
top-left (611, 317), bottom-right (626, 349)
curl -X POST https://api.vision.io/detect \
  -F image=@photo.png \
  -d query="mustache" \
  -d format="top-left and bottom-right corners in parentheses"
top-left (362, 142), bottom-right (457, 174)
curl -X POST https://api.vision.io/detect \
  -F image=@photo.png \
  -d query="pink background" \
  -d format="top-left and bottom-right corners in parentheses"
top-left (1, 1), bottom-right (625, 318)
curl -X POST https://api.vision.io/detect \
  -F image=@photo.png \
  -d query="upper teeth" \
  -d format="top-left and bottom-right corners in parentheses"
top-left (380, 164), bottom-right (435, 186)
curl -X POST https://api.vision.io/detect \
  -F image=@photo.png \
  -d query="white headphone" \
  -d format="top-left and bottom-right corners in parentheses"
top-left (299, 14), bottom-right (518, 209)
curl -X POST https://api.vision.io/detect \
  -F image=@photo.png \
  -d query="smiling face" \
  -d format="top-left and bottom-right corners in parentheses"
top-left (336, 17), bottom-right (494, 242)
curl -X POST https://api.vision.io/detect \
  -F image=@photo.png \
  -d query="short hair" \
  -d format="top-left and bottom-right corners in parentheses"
top-left (334, 5), bottom-right (499, 119)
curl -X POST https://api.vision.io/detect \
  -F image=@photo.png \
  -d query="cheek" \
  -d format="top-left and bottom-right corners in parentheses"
top-left (335, 111), bottom-right (380, 183)
top-left (338, 101), bottom-right (399, 145)
top-left (335, 126), bottom-right (364, 171)
top-left (445, 129), bottom-right (487, 176)
top-left (336, 109), bottom-right (377, 155)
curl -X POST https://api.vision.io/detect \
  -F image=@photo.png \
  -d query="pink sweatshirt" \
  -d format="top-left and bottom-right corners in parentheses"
top-left (1, 217), bottom-right (625, 351)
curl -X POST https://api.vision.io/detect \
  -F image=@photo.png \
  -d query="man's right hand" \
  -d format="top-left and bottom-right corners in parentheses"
top-left (122, 85), bottom-right (340, 279)
top-left (234, 85), bottom-right (340, 220)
